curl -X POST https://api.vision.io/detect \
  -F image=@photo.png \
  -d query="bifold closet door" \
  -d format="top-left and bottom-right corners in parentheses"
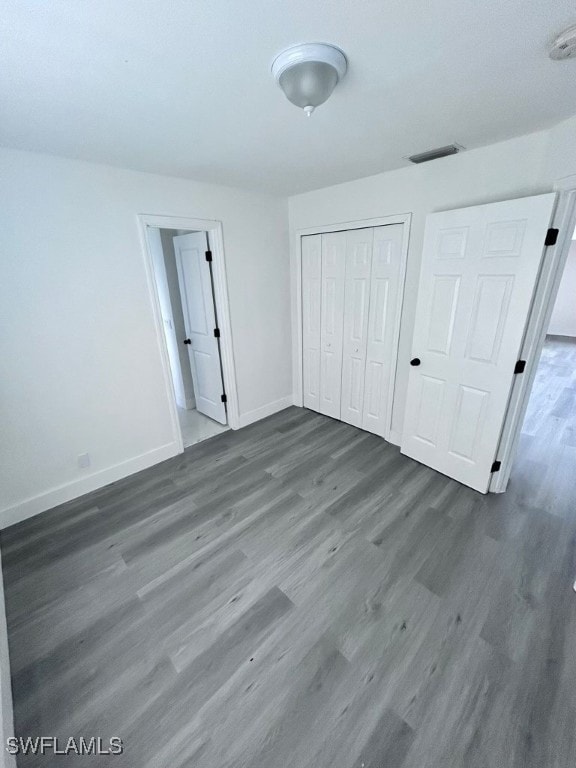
top-left (301, 224), bottom-right (404, 435)
top-left (319, 231), bottom-right (346, 418)
top-left (340, 228), bottom-right (374, 427)
top-left (301, 235), bottom-right (322, 411)
top-left (362, 224), bottom-right (404, 437)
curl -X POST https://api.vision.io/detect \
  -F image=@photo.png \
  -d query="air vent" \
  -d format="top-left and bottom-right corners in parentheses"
top-left (407, 144), bottom-right (463, 164)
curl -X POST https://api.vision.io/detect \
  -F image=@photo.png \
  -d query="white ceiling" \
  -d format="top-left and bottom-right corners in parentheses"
top-left (1, 0), bottom-right (576, 195)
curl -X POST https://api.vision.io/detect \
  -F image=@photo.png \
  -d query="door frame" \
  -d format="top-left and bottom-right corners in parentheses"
top-left (490, 177), bottom-right (576, 492)
top-left (138, 214), bottom-right (240, 455)
top-left (292, 213), bottom-right (411, 442)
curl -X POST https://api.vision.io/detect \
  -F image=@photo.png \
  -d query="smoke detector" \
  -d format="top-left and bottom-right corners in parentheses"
top-left (549, 25), bottom-right (576, 60)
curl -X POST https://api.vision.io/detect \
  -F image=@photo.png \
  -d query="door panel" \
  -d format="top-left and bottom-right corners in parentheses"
top-left (448, 385), bottom-right (488, 460)
top-left (427, 275), bottom-right (460, 355)
top-left (414, 375), bottom-right (445, 446)
top-left (362, 224), bottom-right (404, 438)
top-left (319, 231), bottom-right (346, 418)
top-left (301, 235), bottom-right (322, 410)
top-left (465, 275), bottom-right (513, 363)
top-left (401, 194), bottom-right (556, 492)
top-left (341, 228), bottom-right (373, 427)
top-left (174, 232), bottom-right (227, 425)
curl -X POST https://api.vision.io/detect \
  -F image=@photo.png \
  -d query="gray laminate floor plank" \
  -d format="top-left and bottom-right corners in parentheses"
top-left (3, 338), bottom-right (576, 767)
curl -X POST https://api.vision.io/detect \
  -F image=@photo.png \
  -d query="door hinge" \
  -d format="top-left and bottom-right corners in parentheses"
top-left (491, 460), bottom-right (501, 473)
top-left (205, 250), bottom-right (213, 262)
top-left (544, 228), bottom-right (559, 246)
top-left (214, 328), bottom-right (221, 338)
top-left (221, 394), bottom-right (227, 404)
top-left (514, 360), bottom-right (526, 374)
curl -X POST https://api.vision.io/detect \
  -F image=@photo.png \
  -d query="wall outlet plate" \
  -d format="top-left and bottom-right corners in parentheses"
top-left (77, 453), bottom-right (91, 469)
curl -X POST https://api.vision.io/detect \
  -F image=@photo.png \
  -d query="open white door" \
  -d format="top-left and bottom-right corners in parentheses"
top-left (174, 232), bottom-right (227, 425)
top-left (401, 193), bottom-right (556, 493)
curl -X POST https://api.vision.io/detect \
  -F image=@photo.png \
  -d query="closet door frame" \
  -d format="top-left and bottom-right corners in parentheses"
top-left (293, 213), bottom-right (411, 444)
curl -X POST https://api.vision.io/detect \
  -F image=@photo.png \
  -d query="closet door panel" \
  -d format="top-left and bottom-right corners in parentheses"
top-left (362, 224), bottom-right (404, 437)
top-left (319, 231), bottom-right (346, 418)
top-left (301, 235), bottom-right (322, 411)
top-left (340, 228), bottom-right (374, 427)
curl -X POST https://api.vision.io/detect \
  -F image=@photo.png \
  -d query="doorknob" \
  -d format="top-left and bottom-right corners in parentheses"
top-left (410, 357), bottom-right (421, 366)
top-left (183, 338), bottom-right (192, 345)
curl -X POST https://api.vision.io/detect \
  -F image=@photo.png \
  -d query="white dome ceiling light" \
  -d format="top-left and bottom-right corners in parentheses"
top-left (549, 24), bottom-right (576, 60)
top-left (272, 43), bottom-right (347, 117)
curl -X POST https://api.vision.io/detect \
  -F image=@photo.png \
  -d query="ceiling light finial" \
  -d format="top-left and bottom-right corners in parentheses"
top-left (272, 43), bottom-right (347, 117)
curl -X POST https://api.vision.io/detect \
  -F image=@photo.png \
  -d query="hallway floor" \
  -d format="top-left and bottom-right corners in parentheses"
top-left (177, 406), bottom-right (229, 448)
top-left (519, 336), bottom-right (576, 453)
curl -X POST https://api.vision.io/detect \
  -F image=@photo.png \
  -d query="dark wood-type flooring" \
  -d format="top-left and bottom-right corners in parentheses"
top-left (2, 339), bottom-right (576, 767)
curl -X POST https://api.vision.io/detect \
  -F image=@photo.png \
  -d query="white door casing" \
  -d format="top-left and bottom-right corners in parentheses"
top-left (341, 228), bottom-right (374, 427)
top-left (302, 235), bottom-right (322, 411)
top-left (362, 224), bottom-right (404, 438)
top-left (319, 231), bottom-right (346, 419)
top-left (401, 193), bottom-right (556, 493)
top-left (174, 232), bottom-right (227, 425)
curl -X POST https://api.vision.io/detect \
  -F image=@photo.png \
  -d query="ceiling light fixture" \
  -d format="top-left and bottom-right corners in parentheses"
top-left (549, 24), bottom-right (576, 59)
top-left (272, 43), bottom-right (347, 117)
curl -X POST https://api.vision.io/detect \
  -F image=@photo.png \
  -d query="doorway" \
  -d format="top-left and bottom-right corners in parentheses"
top-left (295, 213), bottom-right (411, 444)
top-left (509, 231), bottom-right (576, 492)
top-left (140, 215), bottom-right (238, 450)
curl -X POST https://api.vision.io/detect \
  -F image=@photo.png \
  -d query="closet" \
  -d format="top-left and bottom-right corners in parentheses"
top-left (301, 224), bottom-right (404, 439)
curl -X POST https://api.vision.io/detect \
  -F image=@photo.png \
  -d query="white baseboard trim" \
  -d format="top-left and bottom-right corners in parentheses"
top-left (546, 333), bottom-right (576, 343)
top-left (175, 397), bottom-right (196, 410)
top-left (0, 442), bottom-right (181, 530)
top-left (388, 429), bottom-right (401, 447)
top-left (237, 396), bottom-right (294, 429)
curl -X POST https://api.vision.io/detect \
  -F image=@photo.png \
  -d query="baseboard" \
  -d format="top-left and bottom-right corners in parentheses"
top-left (0, 551), bottom-right (16, 768)
top-left (0, 442), bottom-right (181, 530)
top-left (546, 333), bottom-right (576, 343)
top-left (175, 397), bottom-right (196, 410)
top-left (388, 429), bottom-right (401, 447)
top-left (237, 396), bottom-right (294, 429)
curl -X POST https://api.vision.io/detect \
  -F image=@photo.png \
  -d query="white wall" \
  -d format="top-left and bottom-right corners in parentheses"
top-left (289, 130), bottom-right (552, 441)
top-left (0, 147), bottom-right (290, 525)
top-left (541, 114), bottom-right (576, 184)
top-left (548, 240), bottom-right (576, 338)
top-left (159, 229), bottom-right (196, 409)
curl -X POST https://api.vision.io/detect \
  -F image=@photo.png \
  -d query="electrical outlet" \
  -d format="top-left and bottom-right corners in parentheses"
top-left (78, 453), bottom-right (91, 469)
